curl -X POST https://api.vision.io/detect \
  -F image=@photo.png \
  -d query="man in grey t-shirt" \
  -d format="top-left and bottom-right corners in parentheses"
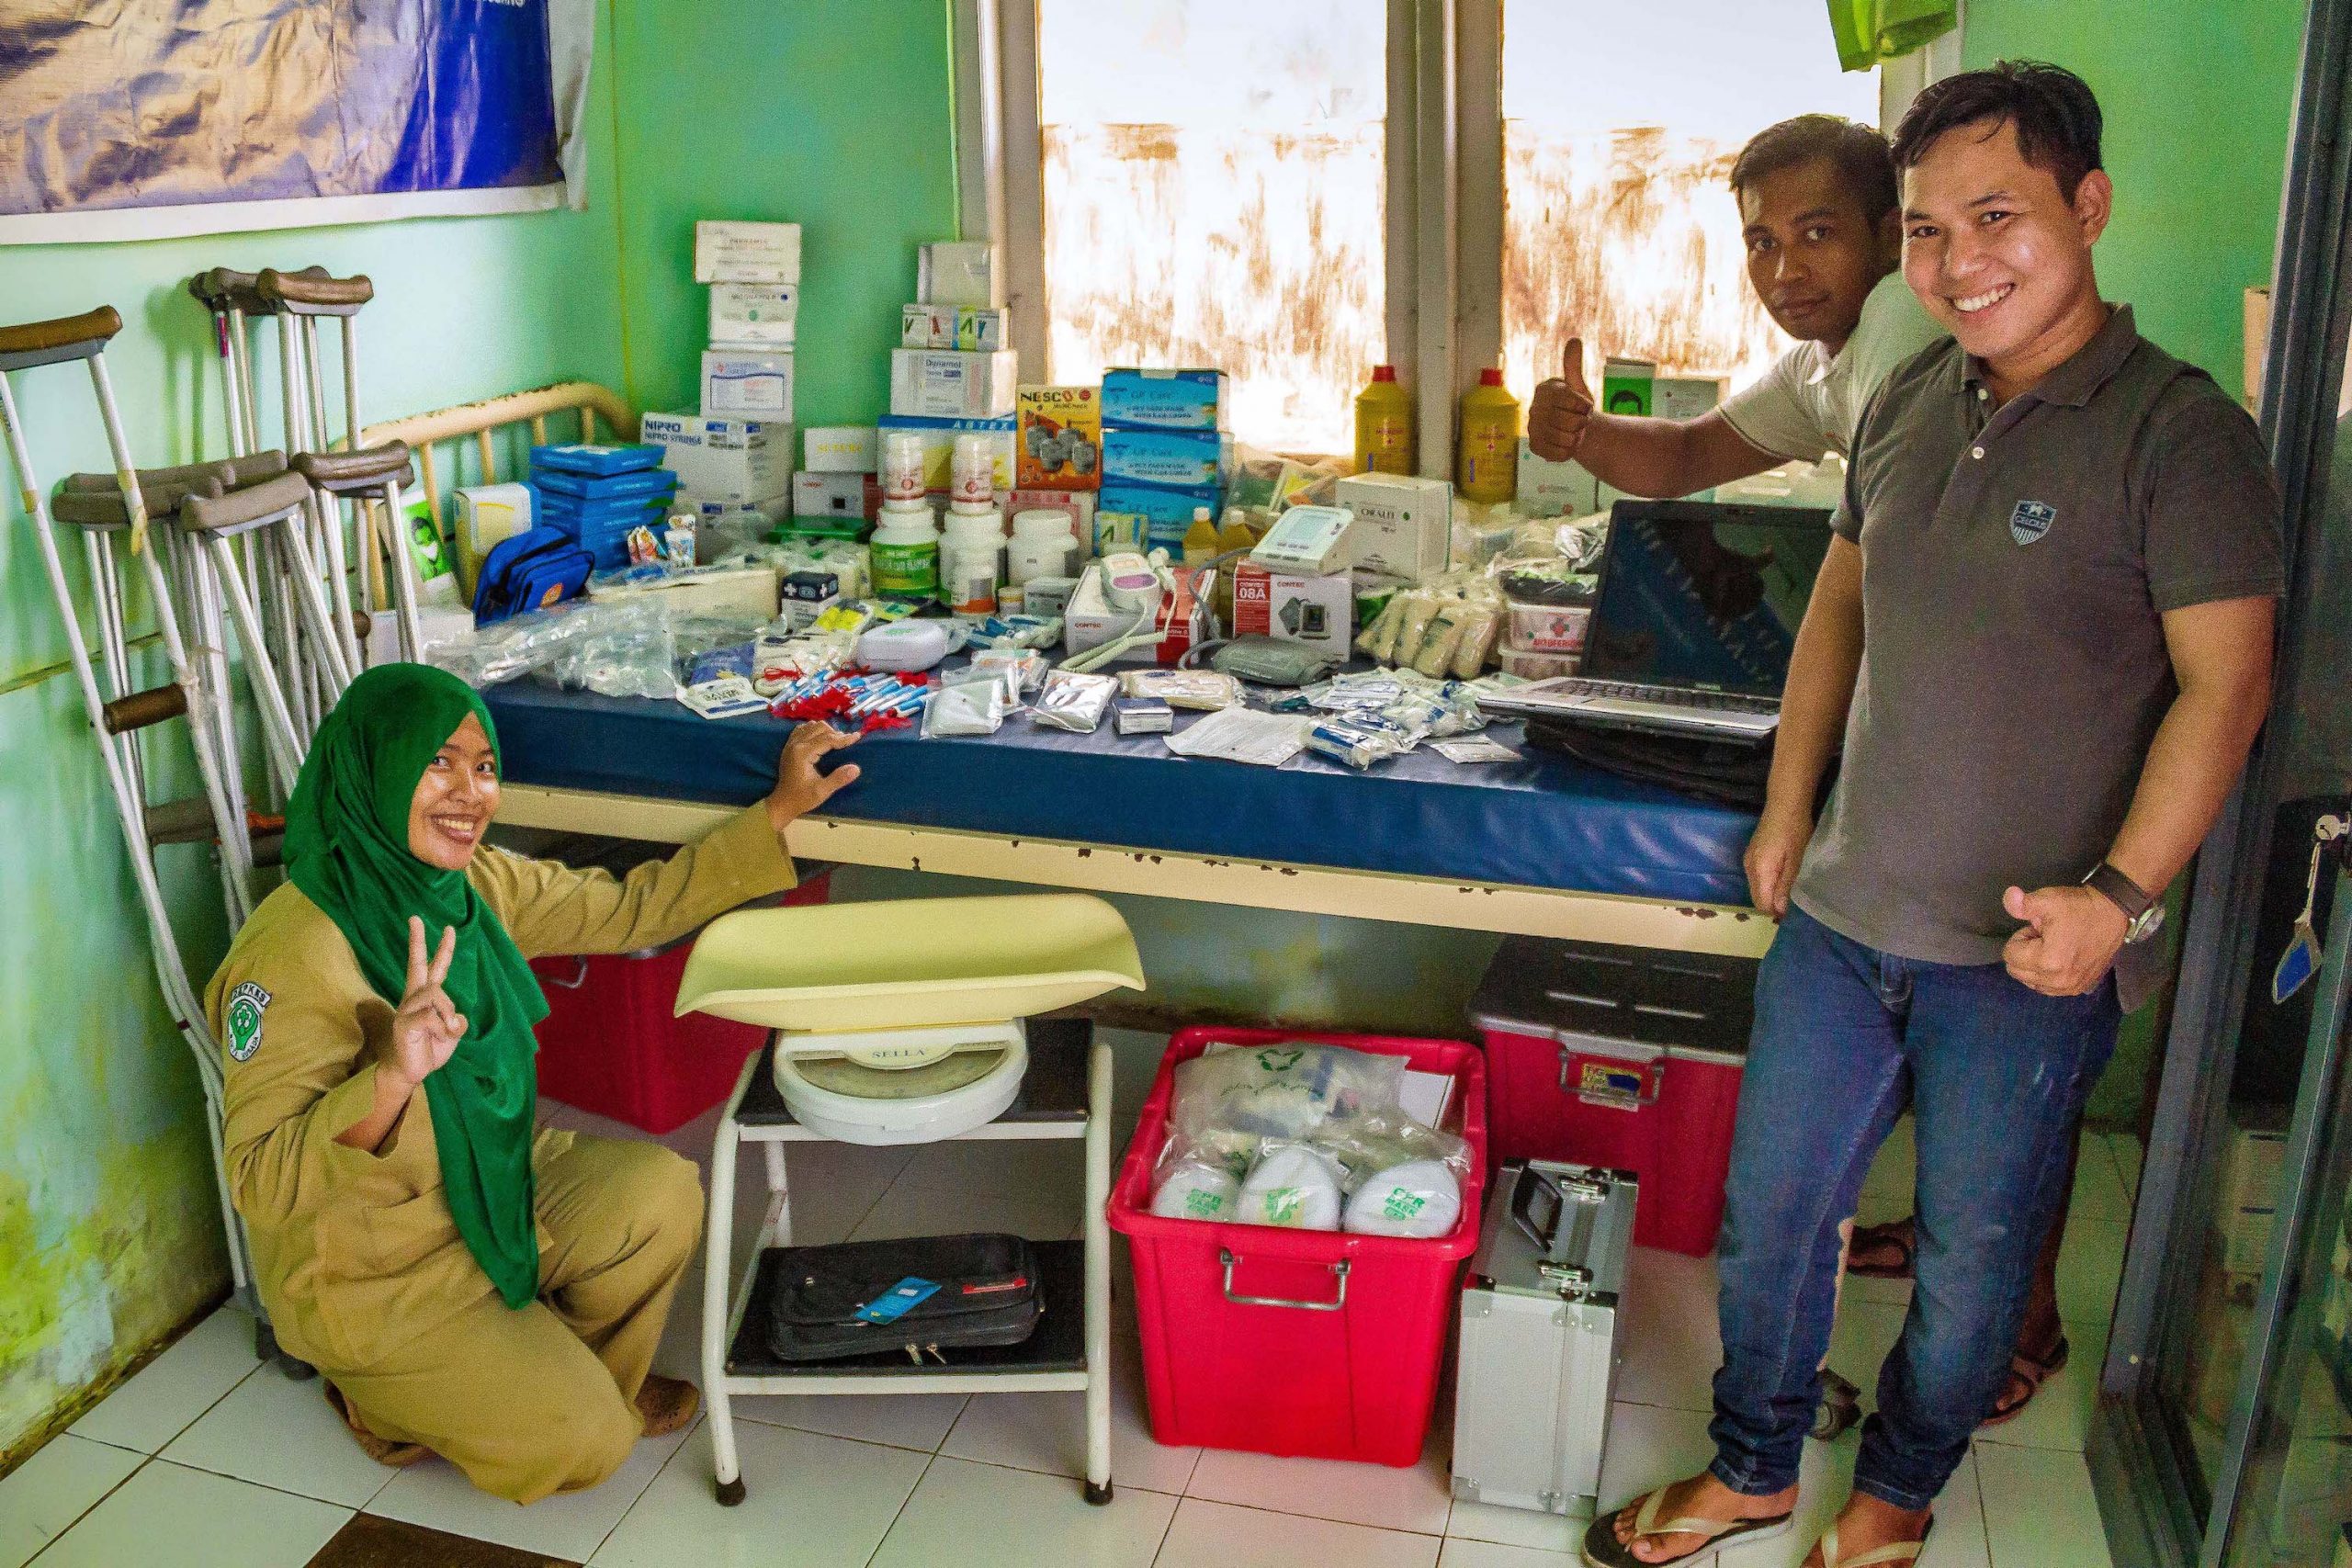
top-left (1588, 64), bottom-right (2279, 1568)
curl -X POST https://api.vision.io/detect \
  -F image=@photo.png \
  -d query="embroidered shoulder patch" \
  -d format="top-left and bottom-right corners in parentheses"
top-left (225, 981), bottom-right (271, 1062)
top-left (2009, 500), bottom-right (2056, 545)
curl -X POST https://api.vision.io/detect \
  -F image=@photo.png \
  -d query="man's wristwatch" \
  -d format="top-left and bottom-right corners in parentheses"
top-left (2083, 862), bottom-right (2165, 944)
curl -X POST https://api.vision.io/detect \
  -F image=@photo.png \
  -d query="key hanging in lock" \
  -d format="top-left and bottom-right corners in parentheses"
top-left (2273, 812), bottom-right (2350, 1004)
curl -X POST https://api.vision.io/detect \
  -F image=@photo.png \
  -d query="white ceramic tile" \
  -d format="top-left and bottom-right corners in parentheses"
top-left (588, 1422), bottom-right (927, 1567)
top-left (30, 1458), bottom-right (348, 1568)
top-left (850, 1169), bottom-right (1081, 1245)
top-left (1152, 1498), bottom-right (1441, 1568)
top-left (1185, 1438), bottom-right (1453, 1535)
top-left (66, 1306), bottom-right (262, 1455)
top-left (1438, 1540), bottom-right (1570, 1567)
top-left (162, 1353), bottom-right (399, 1508)
top-left (1976, 1443), bottom-right (2111, 1568)
top-left (1972, 1321), bottom-right (2108, 1454)
top-left (1444, 1497), bottom-right (1582, 1554)
top-left (2067, 1142), bottom-right (2133, 1224)
top-left (870, 1456), bottom-right (1176, 1568)
top-left (0, 1435), bottom-right (143, 1568)
top-left (366, 1414), bottom-right (693, 1561)
top-left (1615, 1246), bottom-right (1721, 1414)
top-left (940, 1325), bottom-right (1201, 1495)
top-left (2056, 1218), bottom-right (2128, 1328)
top-left (733, 1390), bottom-right (970, 1453)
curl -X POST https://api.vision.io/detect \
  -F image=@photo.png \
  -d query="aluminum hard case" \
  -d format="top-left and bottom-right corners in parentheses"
top-left (1451, 1160), bottom-right (1637, 1517)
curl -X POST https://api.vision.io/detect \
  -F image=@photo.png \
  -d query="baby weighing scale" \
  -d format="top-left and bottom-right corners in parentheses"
top-left (676, 895), bottom-right (1146, 1145)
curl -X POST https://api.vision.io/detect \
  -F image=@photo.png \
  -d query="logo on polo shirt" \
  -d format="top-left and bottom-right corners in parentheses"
top-left (2009, 501), bottom-right (2056, 545)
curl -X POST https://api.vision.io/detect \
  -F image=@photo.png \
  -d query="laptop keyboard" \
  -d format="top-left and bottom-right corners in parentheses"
top-left (1556, 679), bottom-right (1781, 716)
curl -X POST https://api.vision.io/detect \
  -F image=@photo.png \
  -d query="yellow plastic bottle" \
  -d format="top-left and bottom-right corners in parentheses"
top-left (1354, 365), bottom-right (1415, 475)
top-left (1456, 368), bottom-right (1521, 504)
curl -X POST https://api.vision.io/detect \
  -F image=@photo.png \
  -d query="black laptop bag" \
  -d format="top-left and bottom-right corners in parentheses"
top-left (765, 1233), bottom-right (1044, 1363)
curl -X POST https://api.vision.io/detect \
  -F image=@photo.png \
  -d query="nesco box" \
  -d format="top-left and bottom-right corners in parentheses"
top-left (1016, 386), bottom-right (1102, 491)
top-left (1101, 427), bottom-right (1232, 490)
top-left (708, 283), bottom-right (798, 348)
top-left (1335, 471), bottom-right (1452, 582)
top-left (702, 349), bottom-right (795, 421)
top-left (1101, 367), bottom-right (1230, 432)
top-left (642, 411), bottom-right (788, 502)
top-left (694, 220), bottom-right (802, 284)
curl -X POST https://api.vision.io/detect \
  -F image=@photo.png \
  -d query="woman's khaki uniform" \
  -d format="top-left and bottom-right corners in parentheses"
top-left (205, 807), bottom-right (794, 1504)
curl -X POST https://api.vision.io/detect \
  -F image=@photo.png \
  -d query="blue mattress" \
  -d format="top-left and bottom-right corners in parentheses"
top-left (481, 681), bottom-right (1758, 907)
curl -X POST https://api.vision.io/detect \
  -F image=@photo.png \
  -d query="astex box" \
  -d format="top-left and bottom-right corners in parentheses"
top-left (1335, 472), bottom-right (1452, 583)
top-left (708, 283), bottom-right (798, 348)
top-left (641, 411), bottom-right (789, 503)
top-left (1016, 385), bottom-right (1102, 491)
top-left (1100, 426), bottom-right (1231, 490)
top-left (889, 349), bottom-right (1019, 420)
top-left (1100, 367), bottom-right (1229, 432)
top-left (694, 220), bottom-right (801, 284)
top-left (1230, 562), bottom-right (1351, 650)
top-left (701, 349), bottom-right (794, 420)
top-left (875, 413), bottom-right (1017, 495)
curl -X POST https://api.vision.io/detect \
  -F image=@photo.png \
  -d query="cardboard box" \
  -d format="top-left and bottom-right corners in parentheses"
top-left (702, 349), bottom-right (794, 420)
top-left (1517, 441), bottom-right (1602, 518)
top-left (803, 426), bottom-right (877, 473)
top-left (708, 283), bottom-right (797, 348)
top-left (694, 220), bottom-right (801, 285)
top-left (1095, 479), bottom-right (1224, 553)
top-left (875, 413), bottom-right (1017, 495)
top-left (641, 411), bottom-right (789, 503)
top-left (901, 303), bottom-right (958, 350)
top-left (1335, 472), bottom-right (1451, 582)
top-left (1101, 367), bottom-right (1229, 432)
top-left (1064, 562), bottom-right (1207, 665)
top-left (1101, 427), bottom-right (1231, 490)
top-left (594, 562), bottom-right (781, 620)
top-left (1016, 385), bottom-right (1102, 491)
top-left (889, 349), bottom-right (1019, 420)
top-left (956, 308), bottom-right (1009, 353)
top-left (793, 469), bottom-right (876, 522)
top-left (1231, 562), bottom-right (1351, 650)
top-left (918, 241), bottom-right (999, 309)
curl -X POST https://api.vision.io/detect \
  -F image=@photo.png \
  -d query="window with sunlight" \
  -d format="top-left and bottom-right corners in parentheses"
top-left (1035, 0), bottom-right (1386, 456)
top-left (1499, 3), bottom-right (1878, 403)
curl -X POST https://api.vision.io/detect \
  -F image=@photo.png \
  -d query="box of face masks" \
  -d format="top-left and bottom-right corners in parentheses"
top-left (642, 411), bottom-right (789, 503)
top-left (1100, 427), bottom-right (1231, 490)
top-left (890, 349), bottom-right (1019, 420)
top-left (1101, 367), bottom-right (1230, 432)
top-left (1096, 479), bottom-right (1225, 553)
top-left (702, 350), bottom-right (795, 420)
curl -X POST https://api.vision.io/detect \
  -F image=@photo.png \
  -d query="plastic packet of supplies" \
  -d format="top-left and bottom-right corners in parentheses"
top-left (1031, 669), bottom-right (1118, 733)
top-left (921, 678), bottom-right (1008, 738)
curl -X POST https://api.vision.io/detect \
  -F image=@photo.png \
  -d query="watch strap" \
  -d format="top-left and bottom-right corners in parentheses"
top-left (2082, 862), bottom-right (2154, 922)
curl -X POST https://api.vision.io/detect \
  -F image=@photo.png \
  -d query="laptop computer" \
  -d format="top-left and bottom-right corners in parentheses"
top-left (1482, 500), bottom-right (1834, 742)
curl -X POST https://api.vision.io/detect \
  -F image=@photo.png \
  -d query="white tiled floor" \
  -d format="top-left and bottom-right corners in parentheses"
top-left (7, 1066), bottom-right (2141, 1568)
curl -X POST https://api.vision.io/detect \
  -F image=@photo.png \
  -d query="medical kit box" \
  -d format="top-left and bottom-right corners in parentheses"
top-left (1100, 367), bottom-right (1230, 432)
top-left (803, 425), bottom-right (877, 473)
top-left (890, 349), bottom-right (1019, 420)
top-left (1335, 472), bottom-right (1452, 582)
top-left (642, 411), bottom-right (789, 503)
top-left (918, 240), bottom-right (999, 309)
top-left (876, 413), bottom-right (1017, 496)
top-left (1016, 385), bottom-right (1102, 491)
top-left (1453, 1160), bottom-right (1635, 1517)
top-left (694, 220), bottom-right (802, 284)
top-left (708, 283), bottom-right (798, 349)
top-left (1109, 1027), bottom-right (1487, 1466)
top-left (793, 468), bottom-right (876, 523)
top-left (1469, 936), bottom-right (1752, 1257)
top-left (901, 303), bottom-right (958, 350)
top-left (1230, 563), bottom-right (1351, 651)
top-left (1095, 479), bottom-right (1225, 553)
top-left (533, 870), bottom-right (830, 1134)
top-left (702, 349), bottom-right (795, 420)
top-left (1100, 426), bottom-right (1232, 490)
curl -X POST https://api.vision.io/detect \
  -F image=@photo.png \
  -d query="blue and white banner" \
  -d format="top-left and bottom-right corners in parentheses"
top-left (0, 0), bottom-right (594, 243)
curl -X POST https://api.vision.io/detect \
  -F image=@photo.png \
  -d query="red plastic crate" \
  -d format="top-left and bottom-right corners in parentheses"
top-left (531, 872), bottom-right (830, 1134)
top-left (1108, 1027), bottom-right (1487, 1467)
top-left (1470, 936), bottom-right (1753, 1257)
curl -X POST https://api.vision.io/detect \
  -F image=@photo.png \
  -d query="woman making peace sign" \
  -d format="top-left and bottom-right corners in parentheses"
top-left (205, 663), bottom-right (858, 1503)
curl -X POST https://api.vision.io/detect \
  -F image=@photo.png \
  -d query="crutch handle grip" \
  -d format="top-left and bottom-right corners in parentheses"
top-left (258, 268), bottom-right (374, 316)
top-left (187, 267), bottom-right (268, 315)
top-left (349, 609), bottom-right (375, 641)
top-left (0, 306), bottom-right (122, 361)
top-left (224, 449), bottom-right (291, 487)
top-left (102, 683), bottom-right (190, 735)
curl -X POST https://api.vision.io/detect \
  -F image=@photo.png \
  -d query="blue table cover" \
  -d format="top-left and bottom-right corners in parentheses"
top-left (482, 681), bottom-right (1758, 907)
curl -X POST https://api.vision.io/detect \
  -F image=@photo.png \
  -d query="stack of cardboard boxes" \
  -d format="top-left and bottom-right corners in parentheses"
top-left (1095, 369), bottom-right (1232, 556)
top-left (877, 241), bottom-right (1020, 515)
top-left (645, 220), bottom-right (802, 526)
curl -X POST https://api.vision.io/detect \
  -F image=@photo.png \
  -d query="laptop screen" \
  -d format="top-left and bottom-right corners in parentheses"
top-left (1580, 502), bottom-right (1835, 697)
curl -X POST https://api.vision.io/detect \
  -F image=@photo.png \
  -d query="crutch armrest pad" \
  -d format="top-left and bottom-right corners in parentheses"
top-left (181, 469), bottom-right (314, 535)
top-left (0, 307), bottom-right (121, 357)
top-left (258, 268), bottom-right (374, 316)
top-left (53, 462), bottom-right (237, 526)
top-left (294, 443), bottom-right (413, 493)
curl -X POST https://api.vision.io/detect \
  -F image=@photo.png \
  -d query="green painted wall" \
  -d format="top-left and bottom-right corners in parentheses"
top-left (1960, 0), bottom-right (2304, 402)
top-left (607, 0), bottom-right (963, 431)
top-left (0, 6), bottom-right (628, 1460)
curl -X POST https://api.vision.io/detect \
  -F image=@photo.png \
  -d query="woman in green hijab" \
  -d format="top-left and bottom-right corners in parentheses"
top-left (206, 663), bottom-right (857, 1504)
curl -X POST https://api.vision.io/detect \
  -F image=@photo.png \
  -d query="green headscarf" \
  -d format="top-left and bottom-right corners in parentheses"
top-left (285, 662), bottom-right (549, 1309)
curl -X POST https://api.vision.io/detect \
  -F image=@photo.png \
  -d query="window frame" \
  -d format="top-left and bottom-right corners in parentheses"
top-left (956, 0), bottom-right (1960, 474)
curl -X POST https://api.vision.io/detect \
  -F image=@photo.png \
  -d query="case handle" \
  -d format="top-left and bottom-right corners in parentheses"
top-left (1219, 1250), bottom-right (1350, 1312)
top-left (542, 955), bottom-right (591, 990)
top-left (1511, 1164), bottom-right (1564, 1253)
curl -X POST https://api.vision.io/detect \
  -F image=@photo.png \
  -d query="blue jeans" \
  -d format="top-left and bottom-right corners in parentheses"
top-left (1707, 905), bottom-right (2119, 1512)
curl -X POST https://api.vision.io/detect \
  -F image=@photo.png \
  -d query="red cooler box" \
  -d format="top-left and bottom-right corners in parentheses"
top-left (532, 869), bottom-right (830, 1134)
top-left (1109, 1027), bottom-right (1487, 1466)
top-left (1469, 936), bottom-right (1753, 1257)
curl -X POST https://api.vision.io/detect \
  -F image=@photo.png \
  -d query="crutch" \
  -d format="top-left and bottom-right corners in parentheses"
top-left (0, 308), bottom-right (285, 1367)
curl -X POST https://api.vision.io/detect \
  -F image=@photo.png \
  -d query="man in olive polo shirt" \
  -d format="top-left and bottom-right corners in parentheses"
top-left (1587, 62), bottom-right (2280, 1568)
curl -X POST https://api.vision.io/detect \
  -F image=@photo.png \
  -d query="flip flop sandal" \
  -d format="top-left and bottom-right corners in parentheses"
top-left (1846, 1221), bottom-right (1917, 1280)
top-left (322, 1382), bottom-right (432, 1468)
top-left (1814, 1516), bottom-right (1933, 1566)
top-left (1580, 1487), bottom-right (1796, 1568)
top-left (1977, 1334), bottom-right (2071, 1428)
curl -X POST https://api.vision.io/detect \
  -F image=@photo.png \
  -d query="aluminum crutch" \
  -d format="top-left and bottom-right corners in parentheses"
top-left (259, 268), bottom-right (379, 672)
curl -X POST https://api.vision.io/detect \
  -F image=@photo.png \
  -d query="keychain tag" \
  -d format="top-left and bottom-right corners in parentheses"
top-left (854, 1277), bottom-right (940, 1325)
top-left (2275, 814), bottom-right (2351, 1004)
